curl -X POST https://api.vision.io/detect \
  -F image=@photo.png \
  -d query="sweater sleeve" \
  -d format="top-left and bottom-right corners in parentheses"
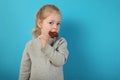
top-left (41, 38), bottom-right (69, 67)
top-left (19, 42), bottom-right (31, 80)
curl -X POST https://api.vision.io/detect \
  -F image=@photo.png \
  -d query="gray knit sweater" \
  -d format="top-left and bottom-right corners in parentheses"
top-left (19, 37), bottom-right (69, 80)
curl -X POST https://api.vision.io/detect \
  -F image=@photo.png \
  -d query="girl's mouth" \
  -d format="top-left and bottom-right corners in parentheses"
top-left (49, 31), bottom-right (58, 38)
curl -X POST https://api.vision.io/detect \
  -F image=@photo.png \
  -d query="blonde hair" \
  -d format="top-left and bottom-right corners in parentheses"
top-left (32, 4), bottom-right (61, 37)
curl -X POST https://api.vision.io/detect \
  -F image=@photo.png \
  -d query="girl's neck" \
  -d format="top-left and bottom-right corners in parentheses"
top-left (38, 34), bottom-right (50, 41)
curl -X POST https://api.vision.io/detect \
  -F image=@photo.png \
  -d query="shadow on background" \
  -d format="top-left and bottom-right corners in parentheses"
top-left (60, 18), bottom-right (91, 80)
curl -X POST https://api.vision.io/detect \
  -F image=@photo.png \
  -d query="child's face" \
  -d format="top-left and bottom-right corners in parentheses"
top-left (39, 12), bottom-right (61, 36)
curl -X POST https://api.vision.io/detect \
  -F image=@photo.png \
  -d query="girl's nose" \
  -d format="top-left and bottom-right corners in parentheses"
top-left (53, 24), bottom-right (58, 29)
top-left (52, 24), bottom-right (58, 31)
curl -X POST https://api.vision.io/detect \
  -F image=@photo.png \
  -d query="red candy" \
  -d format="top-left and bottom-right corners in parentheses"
top-left (49, 31), bottom-right (58, 38)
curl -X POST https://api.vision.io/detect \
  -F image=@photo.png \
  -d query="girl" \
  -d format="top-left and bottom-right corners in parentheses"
top-left (19, 4), bottom-right (69, 80)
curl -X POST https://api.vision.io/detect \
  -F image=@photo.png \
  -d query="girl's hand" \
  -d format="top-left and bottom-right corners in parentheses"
top-left (39, 31), bottom-right (58, 48)
top-left (39, 35), bottom-right (50, 48)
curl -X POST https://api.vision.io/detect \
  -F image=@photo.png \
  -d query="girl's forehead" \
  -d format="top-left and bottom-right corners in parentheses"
top-left (45, 12), bottom-right (61, 19)
top-left (47, 15), bottom-right (61, 20)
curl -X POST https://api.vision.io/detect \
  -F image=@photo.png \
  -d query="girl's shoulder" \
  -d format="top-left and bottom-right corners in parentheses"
top-left (25, 38), bottom-right (39, 47)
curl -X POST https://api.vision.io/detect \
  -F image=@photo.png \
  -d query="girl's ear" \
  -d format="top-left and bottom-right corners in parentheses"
top-left (37, 19), bottom-right (42, 28)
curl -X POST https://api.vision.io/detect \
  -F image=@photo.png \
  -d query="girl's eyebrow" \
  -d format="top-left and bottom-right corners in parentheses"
top-left (49, 20), bottom-right (61, 23)
top-left (57, 20), bottom-right (61, 23)
top-left (49, 20), bottom-right (54, 22)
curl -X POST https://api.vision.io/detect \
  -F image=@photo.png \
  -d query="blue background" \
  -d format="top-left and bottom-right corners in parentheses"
top-left (0, 0), bottom-right (120, 80)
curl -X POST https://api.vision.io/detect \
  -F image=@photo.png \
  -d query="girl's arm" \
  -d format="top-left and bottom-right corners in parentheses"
top-left (41, 38), bottom-right (69, 67)
top-left (19, 42), bottom-right (31, 80)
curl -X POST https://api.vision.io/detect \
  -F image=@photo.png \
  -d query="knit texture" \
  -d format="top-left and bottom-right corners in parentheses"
top-left (19, 37), bottom-right (69, 80)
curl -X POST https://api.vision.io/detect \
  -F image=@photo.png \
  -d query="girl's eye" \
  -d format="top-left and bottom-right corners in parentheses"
top-left (49, 22), bottom-right (54, 24)
top-left (57, 23), bottom-right (61, 26)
